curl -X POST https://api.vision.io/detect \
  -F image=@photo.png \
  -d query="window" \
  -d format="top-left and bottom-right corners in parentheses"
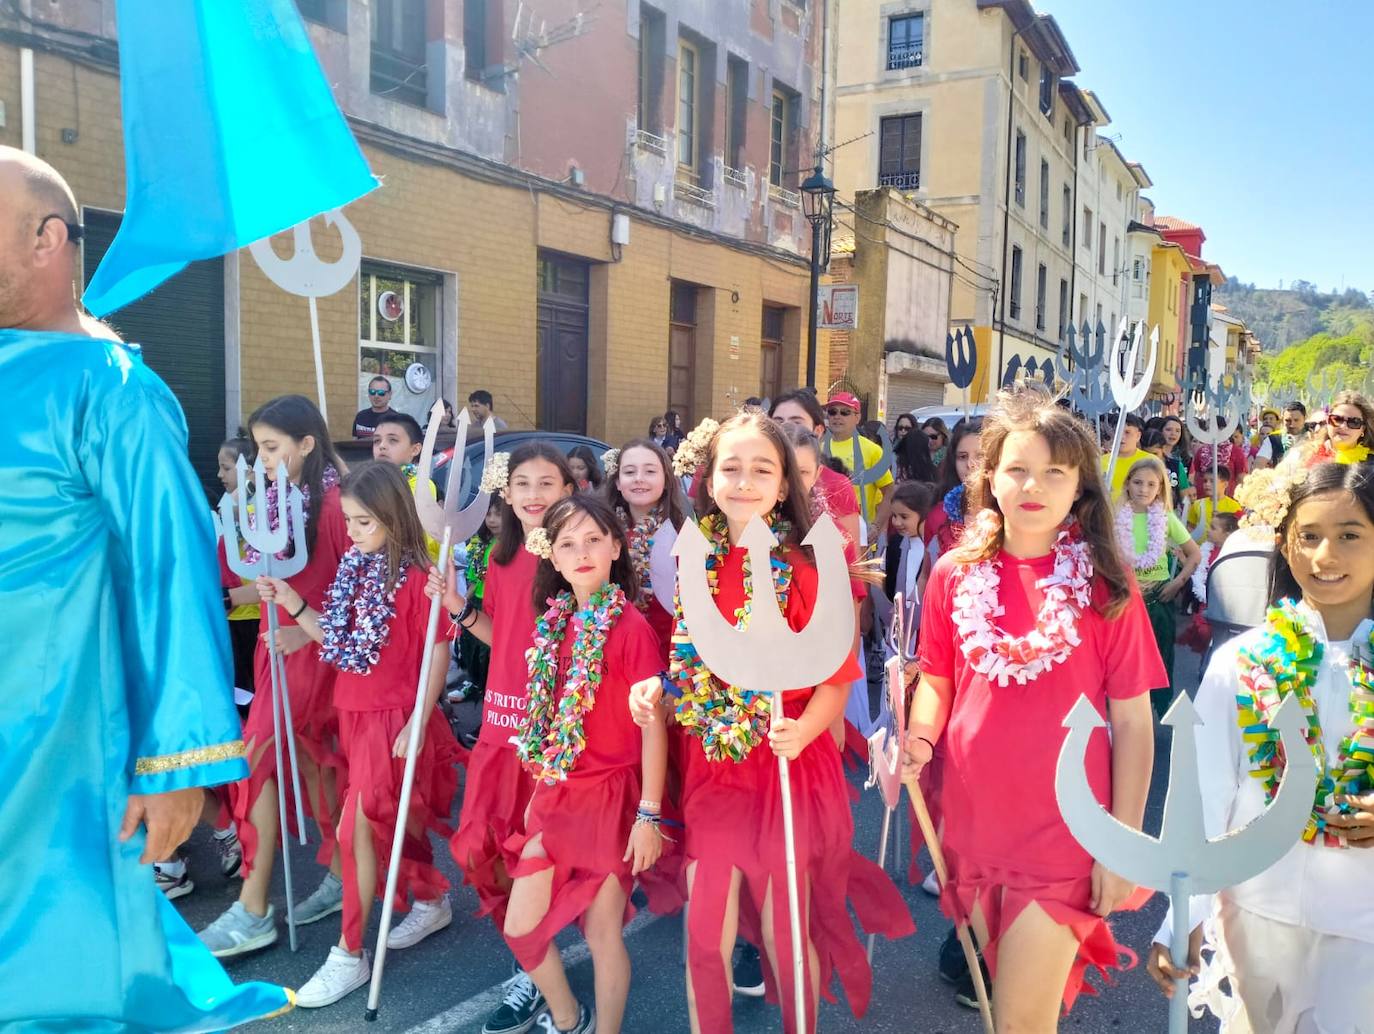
top-left (668, 281), bottom-right (697, 423)
top-left (1112, 237), bottom-right (1120, 286)
top-left (1009, 245), bottom-right (1023, 321)
top-left (1035, 263), bottom-right (1047, 331)
top-left (371, 0), bottom-right (428, 107)
top-left (726, 55), bottom-right (748, 172)
top-left (1038, 158), bottom-right (1049, 229)
top-left (760, 306), bottom-right (786, 402)
top-left (770, 88), bottom-right (796, 188)
top-left (464, 0), bottom-right (488, 83)
top-left (1082, 207), bottom-right (1093, 251)
top-left (1133, 257), bottom-right (1143, 281)
top-left (637, 5), bottom-right (666, 135)
top-left (1079, 293), bottom-right (1088, 325)
top-left (887, 13), bottom-right (924, 70)
top-left (1058, 278), bottom-right (1069, 340)
top-left (1063, 113), bottom-right (1073, 146)
top-left (296, 0), bottom-right (328, 22)
top-left (1110, 311), bottom-right (1117, 336)
top-left (1039, 65), bottom-right (1054, 115)
top-left (1017, 49), bottom-right (1029, 81)
top-left (878, 114), bottom-right (922, 190)
top-left (1083, 129), bottom-right (1091, 161)
top-left (1061, 185), bottom-right (1071, 246)
top-left (1013, 130), bottom-right (1026, 207)
top-left (358, 264), bottom-right (441, 417)
top-left (1116, 179), bottom-right (1123, 202)
top-left (1098, 222), bottom-right (1107, 275)
top-left (677, 39), bottom-right (700, 176)
top-left (1095, 301), bottom-right (1103, 330)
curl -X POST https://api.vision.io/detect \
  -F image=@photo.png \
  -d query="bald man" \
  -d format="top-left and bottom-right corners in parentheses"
top-left (0, 147), bottom-right (291, 1028)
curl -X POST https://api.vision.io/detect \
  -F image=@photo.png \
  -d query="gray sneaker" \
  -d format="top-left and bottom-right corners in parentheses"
top-left (198, 902), bottom-right (278, 958)
top-left (293, 872), bottom-right (345, 926)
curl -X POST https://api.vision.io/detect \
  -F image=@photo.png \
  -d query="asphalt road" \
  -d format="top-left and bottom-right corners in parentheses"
top-left (173, 648), bottom-right (1217, 1033)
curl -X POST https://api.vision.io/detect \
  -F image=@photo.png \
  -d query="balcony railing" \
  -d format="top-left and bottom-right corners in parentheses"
top-left (886, 39), bottom-right (924, 71)
top-left (634, 129), bottom-right (668, 157)
top-left (878, 169), bottom-right (921, 191)
top-left (675, 180), bottom-right (717, 209)
top-left (768, 183), bottom-right (800, 208)
top-left (370, 47), bottom-right (429, 108)
top-left (723, 166), bottom-right (747, 189)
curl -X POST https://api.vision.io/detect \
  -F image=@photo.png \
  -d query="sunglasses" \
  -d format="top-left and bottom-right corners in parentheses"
top-left (1328, 414), bottom-right (1366, 430)
top-left (37, 213), bottom-right (84, 243)
top-left (924, 430), bottom-right (942, 441)
top-left (825, 407), bottom-right (856, 417)
top-left (368, 388), bottom-right (390, 397)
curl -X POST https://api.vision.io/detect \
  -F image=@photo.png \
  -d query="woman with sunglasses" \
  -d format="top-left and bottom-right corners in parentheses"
top-left (921, 418), bottom-right (949, 467)
top-left (893, 413), bottom-right (917, 446)
top-left (1284, 391), bottom-right (1374, 469)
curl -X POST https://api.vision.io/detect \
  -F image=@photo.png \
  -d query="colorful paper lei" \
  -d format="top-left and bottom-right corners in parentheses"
top-left (625, 508), bottom-right (663, 612)
top-left (517, 582), bottom-right (627, 784)
top-left (318, 546), bottom-right (410, 675)
top-left (667, 512), bottom-right (793, 761)
top-left (1235, 599), bottom-right (1374, 847)
top-left (1310, 438), bottom-right (1372, 467)
top-left (244, 464), bottom-right (340, 563)
top-left (951, 524), bottom-right (1093, 687)
top-left (1114, 502), bottom-right (1167, 573)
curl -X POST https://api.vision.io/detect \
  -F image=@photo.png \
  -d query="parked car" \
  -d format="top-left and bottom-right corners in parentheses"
top-left (905, 403), bottom-right (988, 429)
top-left (336, 429), bottom-right (611, 506)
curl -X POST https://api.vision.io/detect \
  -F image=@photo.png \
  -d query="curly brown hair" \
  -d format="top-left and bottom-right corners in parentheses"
top-left (952, 387), bottom-right (1133, 618)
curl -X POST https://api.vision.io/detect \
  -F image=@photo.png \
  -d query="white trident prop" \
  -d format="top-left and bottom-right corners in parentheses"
top-left (822, 423), bottom-right (894, 532)
top-left (1103, 320), bottom-right (1159, 491)
top-left (1056, 693), bottom-right (1317, 1034)
top-left (1185, 368), bottom-right (1242, 517)
top-left (219, 458), bottom-right (310, 951)
top-left (674, 514), bottom-right (855, 1034)
top-left (366, 400), bottom-right (495, 1020)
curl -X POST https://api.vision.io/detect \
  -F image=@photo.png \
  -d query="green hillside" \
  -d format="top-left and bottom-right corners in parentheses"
top-left (1253, 304), bottom-right (1374, 405)
top-left (1216, 277), bottom-right (1370, 353)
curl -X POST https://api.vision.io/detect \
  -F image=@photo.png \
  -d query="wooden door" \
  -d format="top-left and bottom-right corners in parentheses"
top-left (537, 254), bottom-right (589, 433)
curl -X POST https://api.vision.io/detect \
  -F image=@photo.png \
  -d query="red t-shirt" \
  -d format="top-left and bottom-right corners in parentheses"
top-left (546, 605), bottom-right (663, 779)
top-left (332, 565), bottom-right (456, 712)
top-left (812, 464), bottom-right (865, 600)
top-left (708, 543), bottom-right (864, 693)
top-left (481, 546), bottom-right (539, 746)
top-left (917, 550), bottom-right (1165, 878)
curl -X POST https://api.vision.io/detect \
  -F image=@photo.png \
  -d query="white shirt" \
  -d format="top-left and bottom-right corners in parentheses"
top-left (895, 534), bottom-right (923, 607)
top-left (1156, 603), bottom-right (1374, 947)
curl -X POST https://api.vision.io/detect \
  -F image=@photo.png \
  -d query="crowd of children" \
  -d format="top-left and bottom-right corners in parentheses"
top-left (160, 380), bottom-right (1373, 1033)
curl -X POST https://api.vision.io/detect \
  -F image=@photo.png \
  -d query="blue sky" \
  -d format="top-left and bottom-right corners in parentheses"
top-left (1042, 0), bottom-right (1373, 294)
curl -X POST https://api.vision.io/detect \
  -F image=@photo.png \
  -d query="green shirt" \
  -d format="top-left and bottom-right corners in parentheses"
top-left (1129, 509), bottom-right (1191, 584)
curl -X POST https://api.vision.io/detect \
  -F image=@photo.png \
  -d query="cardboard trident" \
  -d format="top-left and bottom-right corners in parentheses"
top-left (1102, 320), bottom-right (1160, 491)
top-left (1184, 367), bottom-right (1242, 517)
top-left (822, 424), bottom-right (894, 533)
top-left (1056, 693), bottom-right (1317, 1034)
top-left (367, 400), bottom-right (495, 1020)
top-left (946, 325), bottom-right (979, 421)
top-left (1055, 320), bottom-right (1115, 423)
top-left (219, 458), bottom-right (310, 951)
top-left (249, 209), bottom-right (363, 423)
top-left (674, 515), bottom-right (855, 1034)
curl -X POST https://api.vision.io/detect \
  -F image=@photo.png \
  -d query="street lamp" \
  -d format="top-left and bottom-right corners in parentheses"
top-left (800, 162), bottom-right (835, 390)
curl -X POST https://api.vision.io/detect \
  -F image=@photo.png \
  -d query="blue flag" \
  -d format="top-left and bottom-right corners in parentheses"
top-left (84, 0), bottom-right (378, 316)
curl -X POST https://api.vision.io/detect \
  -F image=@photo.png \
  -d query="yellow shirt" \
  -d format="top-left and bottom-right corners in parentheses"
top-left (406, 472), bottom-right (442, 563)
top-left (1185, 495), bottom-right (1241, 541)
top-left (824, 434), bottom-right (894, 520)
top-left (227, 579), bottom-right (259, 622)
top-left (1100, 449), bottom-right (1148, 500)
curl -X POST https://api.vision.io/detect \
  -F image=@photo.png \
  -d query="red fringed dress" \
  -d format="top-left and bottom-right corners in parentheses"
top-left (677, 546), bottom-right (915, 1034)
top-left (331, 566), bottom-right (465, 951)
top-left (503, 605), bottom-right (680, 969)
top-left (450, 546), bottom-right (539, 925)
top-left (231, 485), bottom-right (348, 876)
top-left (916, 550), bottom-right (1166, 1010)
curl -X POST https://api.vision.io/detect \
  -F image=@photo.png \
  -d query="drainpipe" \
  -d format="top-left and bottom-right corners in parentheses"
top-left (20, 46), bottom-right (36, 153)
top-left (995, 23), bottom-right (1027, 391)
top-left (1068, 118), bottom-right (1079, 358)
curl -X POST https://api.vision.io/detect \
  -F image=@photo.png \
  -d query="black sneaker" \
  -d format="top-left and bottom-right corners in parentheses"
top-left (952, 944), bottom-right (991, 1011)
top-left (732, 942), bottom-right (766, 998)
top-left (534, 1002), bottom-right (594, 1034)
top-left (483, 970), bottom-right (548, 1034)
top-left (937, 926), bottom-right (967, 985)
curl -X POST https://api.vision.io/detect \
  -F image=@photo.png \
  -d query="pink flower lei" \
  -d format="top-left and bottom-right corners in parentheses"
top-left (951, 524), bottom-right (1094, 687)
top-left (1114, 501), bottom-right (1167, 573)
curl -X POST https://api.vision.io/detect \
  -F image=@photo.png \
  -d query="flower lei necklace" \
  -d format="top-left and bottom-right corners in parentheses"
top-left (943, 483), bottom-right (967, 525)
top-left (318, 546), bottom-right (411, 675)
top-left (1235, 599), bottom-right (1374, 847)
top-left (245, 464), bottom-right (340, 562)
top-left (668, 512), bottom-right (793, 762)
top-left (517, 582), bottom-right (627, 785)
top-left (1309, 438), bottom-right (1372, 467)
top-left (1114, 501), bottom-right (1167, 573)
top-left (951, 520), bottom-right (1094, 687)
top-left (623, 507), bottom-right (663, 612)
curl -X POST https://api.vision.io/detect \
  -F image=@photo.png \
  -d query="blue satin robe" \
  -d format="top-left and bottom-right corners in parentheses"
top-left (0, 331), bottom-right (292, 1030)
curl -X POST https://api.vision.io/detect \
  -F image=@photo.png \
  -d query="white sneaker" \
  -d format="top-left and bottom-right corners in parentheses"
top-left (386, 896), bottom-right (453, 950)
top-left (295, 945), bottom-right (371, 1008)
top-left (921, 869), bottom-right (941, 897)
top-left (154, 863), bottom-right (194, 901)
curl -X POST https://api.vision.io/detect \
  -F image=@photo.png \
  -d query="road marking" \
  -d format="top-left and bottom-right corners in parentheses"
top-left (400, 910), bottom-right (665, 1033)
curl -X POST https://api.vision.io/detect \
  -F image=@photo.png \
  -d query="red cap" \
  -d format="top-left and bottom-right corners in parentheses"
top-left (826, 391), bottom-right (861, 410)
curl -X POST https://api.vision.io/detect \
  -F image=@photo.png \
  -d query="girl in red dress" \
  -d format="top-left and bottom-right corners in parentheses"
top-left (502, 495), bottom-right (670, 1034)
top-left (430, 441), bottom-right (575, 1031)
top-left (259, 461), bottom-right (462, 1008)
top-left (902, 388), bottom-right (1164, 1027)
top-left (603, 437), bottom-right (689, 658)
top-left (629, 413), bottom-right (914, 1034)
top-left (199, 395), bottom-right (350, 958)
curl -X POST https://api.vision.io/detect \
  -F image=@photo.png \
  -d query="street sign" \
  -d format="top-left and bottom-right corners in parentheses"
top-left (818, 284), bottom-right (858, 329)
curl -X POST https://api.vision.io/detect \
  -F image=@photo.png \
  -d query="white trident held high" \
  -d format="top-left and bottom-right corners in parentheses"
top-left (219, 456), bottom-right (310, 952)
top-left (366, 399), bottom-right (495, 1021)
top-left (1103, 319), bottom-right (1159, 491)
top-left (674, 514), bottom-right (855, 1034)
top-left (1055, 693), bottom-right (1317, 1034)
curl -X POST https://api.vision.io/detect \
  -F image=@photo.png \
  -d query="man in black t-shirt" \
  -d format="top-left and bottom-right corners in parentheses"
top-left (352, 375), bottom-right (397, 438)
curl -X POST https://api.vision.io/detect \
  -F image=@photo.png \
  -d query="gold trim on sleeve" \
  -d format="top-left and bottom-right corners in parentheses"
top-left (134, 739), bottom-right (246, 776)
